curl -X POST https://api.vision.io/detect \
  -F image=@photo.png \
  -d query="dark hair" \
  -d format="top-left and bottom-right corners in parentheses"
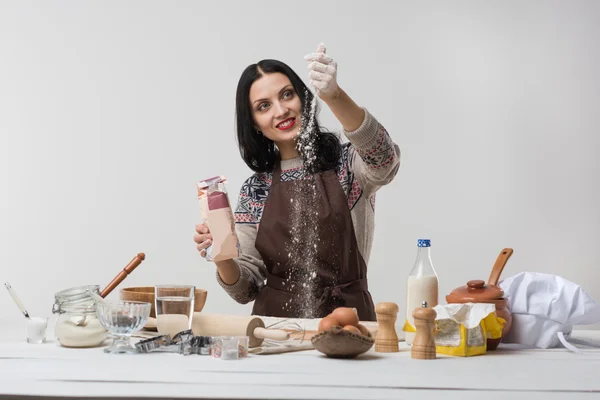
top-left (235, 59), bottom-right (342, 174)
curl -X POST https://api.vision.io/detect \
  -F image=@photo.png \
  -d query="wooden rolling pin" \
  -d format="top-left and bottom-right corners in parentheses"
top-left (192, 313), bottom-right (290, 348)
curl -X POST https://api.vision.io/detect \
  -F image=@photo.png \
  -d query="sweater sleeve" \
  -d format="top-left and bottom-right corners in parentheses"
top-left (214, 224), bottom-right (266, 304)
top-left (214, 175), bottom-right (268, 304)
top-left (344, 108), bottom-right (401, 195)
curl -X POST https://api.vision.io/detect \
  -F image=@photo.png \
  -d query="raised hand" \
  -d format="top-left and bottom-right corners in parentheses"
top-left (304, 43), bottom-right (339, 101)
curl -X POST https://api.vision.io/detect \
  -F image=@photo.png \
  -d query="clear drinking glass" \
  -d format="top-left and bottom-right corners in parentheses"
top-left (26, 317), bottom-right (48, 344)
top-left (155, 285), bottom-right (195, 338)
top-left (96, 300), bottom-right (151, 354)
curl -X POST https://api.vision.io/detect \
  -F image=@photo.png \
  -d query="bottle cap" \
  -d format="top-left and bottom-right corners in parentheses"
top-left (417, 239), bottom-right (431, 247)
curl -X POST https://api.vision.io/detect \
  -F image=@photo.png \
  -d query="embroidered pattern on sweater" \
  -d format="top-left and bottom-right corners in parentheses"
top-left (356, 125), bottom-right (396, 169)
top-left (235, 173), bottom-right (270, 224)
top-left (233, 124), bottom-right (394, 224)
top-left (279, 167), bottom-right (308, 182)
top-left (340, 144), bottom-right (362, 210)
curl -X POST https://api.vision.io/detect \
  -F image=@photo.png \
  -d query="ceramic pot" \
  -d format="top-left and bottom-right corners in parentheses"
top-left (446, 248), bottom-right (513, 350)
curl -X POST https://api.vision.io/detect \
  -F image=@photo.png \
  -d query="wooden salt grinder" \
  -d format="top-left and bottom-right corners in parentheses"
top-left (375, 302), bottom-right (399, 352)
top-left (411, 301), bottom-right (437, 360)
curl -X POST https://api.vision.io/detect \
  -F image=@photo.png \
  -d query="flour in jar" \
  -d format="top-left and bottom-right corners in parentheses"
top-left (55, 316), bottom-right (106, 348)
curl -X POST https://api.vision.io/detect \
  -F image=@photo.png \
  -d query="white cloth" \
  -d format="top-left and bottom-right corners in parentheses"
top-left (434, 303), bottom-right (497, 329)
top-left (499, 272), bottom-right (600, 349)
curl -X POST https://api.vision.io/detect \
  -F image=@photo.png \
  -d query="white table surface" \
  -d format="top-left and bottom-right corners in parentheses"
top-left (0, 316), bottom-right (599, 400)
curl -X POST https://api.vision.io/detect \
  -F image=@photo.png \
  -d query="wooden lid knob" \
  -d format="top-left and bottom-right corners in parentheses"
top-left (467, 280), bottom-right (485, 289)
top-left (375, 302), bottom-right (399, 315)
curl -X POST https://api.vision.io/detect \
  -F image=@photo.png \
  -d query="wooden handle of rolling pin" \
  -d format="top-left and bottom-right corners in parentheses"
top-left (253, 327), bottom-right (290, 341)
top-left (100, 253), bottom-right (145, 298)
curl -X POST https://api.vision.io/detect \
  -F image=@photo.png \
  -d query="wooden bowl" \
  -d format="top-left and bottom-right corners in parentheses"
top-left (119, 286), bottom-right (208, 318)
top-left (311, 326), bottom-right (375, 358)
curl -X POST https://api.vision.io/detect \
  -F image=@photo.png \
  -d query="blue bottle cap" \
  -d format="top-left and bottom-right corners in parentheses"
top-left (417, 239), bottom-right (431, 247)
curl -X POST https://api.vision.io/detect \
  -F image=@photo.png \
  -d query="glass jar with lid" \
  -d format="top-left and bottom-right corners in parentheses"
top-left (52, 285), bottom-right (107, 348)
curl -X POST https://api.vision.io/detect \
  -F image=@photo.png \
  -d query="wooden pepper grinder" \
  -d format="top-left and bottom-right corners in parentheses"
top-left (411, 301), bottom-right (437, 359)
top-left (375, 302), bottom-right (399, 352)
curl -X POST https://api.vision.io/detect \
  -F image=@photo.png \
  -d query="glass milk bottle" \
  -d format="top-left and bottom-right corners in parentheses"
top-left (403, 239), bottom-right (439, 345)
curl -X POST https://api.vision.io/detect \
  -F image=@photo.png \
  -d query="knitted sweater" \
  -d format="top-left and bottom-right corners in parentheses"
top-left (216, 108), bottom-right (401, 304)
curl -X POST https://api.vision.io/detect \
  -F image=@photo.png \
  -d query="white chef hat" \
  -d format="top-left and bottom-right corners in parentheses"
top-left (499, 272), bottom-right (600, 350)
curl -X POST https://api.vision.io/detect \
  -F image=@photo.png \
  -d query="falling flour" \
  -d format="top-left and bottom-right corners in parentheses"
top-left (296, 90), bottom-right (319, 173)
top-left (282, 91), bottom-right (321, 318)
top-left (283, 184), bottom-right (320, 318)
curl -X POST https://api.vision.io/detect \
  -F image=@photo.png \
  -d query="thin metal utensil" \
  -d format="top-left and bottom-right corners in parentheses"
top-left (72, 288), bottom-right (108, 326)
top-left (265, 318), bottom-right (307, 343)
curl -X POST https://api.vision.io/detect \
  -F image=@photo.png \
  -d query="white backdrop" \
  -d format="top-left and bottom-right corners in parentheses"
top-left (1, 1), bottom-right (599, 329)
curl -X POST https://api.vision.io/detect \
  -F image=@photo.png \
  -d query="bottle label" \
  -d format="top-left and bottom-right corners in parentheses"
top-left (402, 319), bottom-right (416, 333)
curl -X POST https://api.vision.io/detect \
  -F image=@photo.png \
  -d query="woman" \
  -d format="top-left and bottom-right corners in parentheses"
top-left (194, 44), bottom-right (400, 321)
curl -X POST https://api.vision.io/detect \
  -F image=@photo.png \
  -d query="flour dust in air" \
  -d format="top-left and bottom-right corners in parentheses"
top-left (296, 90), bottom-right (318, 174)
top-left (282, 91), bottom-right (321, 318)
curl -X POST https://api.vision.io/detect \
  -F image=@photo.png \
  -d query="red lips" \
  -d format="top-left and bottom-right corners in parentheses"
top-left (276, 118), bottom-right (296, 131)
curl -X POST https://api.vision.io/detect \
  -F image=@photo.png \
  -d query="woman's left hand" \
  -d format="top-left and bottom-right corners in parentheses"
top-left (304, 43), bottom-right (339, 102)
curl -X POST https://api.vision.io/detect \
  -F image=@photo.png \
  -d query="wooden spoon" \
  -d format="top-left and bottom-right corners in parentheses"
top-left (488, 248), bottom-right (514, 286)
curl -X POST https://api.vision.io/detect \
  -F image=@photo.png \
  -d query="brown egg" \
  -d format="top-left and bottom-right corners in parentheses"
top-left (342, 325), bottom-right (362, 335)
top-left (356, 323), bottom-right (369, 336)
top-left (331, 307), bottom-right (359, 327)
top-left (318, 315), bottom-right (341, 332)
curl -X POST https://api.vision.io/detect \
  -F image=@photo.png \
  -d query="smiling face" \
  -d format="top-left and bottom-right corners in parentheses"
top-left (249, 72), bottom-right (302, 158)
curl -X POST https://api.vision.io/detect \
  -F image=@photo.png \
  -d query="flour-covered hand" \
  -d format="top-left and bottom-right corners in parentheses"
top-left (304, 43), bottom-right (339, 101)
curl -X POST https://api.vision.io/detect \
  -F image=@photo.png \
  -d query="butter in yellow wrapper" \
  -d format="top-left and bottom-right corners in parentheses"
top-left (432, 303), bottom-right (505, 357)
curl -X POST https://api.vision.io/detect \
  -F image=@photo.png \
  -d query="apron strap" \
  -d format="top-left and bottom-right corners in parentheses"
top-left (272, 162), bottom-right (282, 185)
top-left (316, 279), bottom-right (369, 311)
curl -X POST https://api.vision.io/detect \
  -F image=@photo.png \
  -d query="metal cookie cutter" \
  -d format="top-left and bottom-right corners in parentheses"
top-left (135, 330), bottom-right (214, 356)
top-left (135, 335), bottom-right (173, 353)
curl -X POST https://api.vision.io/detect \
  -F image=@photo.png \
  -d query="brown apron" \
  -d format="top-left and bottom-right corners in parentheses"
top-left (252, 162), bottom-right (376, 321)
